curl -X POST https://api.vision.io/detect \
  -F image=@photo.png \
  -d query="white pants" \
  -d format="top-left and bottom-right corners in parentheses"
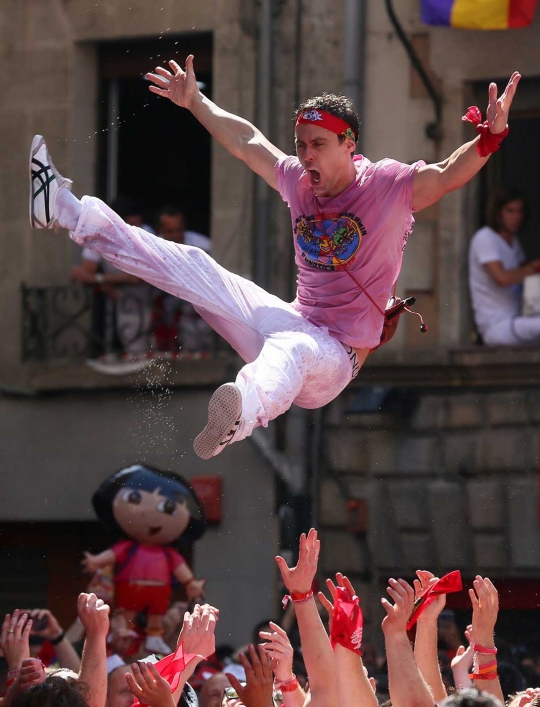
top-left (70, 197), bottom-right (357, 441)
top-left (483, 316), bottom-right (540, 345)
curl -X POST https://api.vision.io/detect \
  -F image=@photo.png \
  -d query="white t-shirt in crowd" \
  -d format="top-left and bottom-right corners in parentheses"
top-left (468, 225), bottom-right (525, 336)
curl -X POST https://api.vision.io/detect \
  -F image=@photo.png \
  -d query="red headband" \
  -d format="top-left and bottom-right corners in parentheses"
top-left (296, 109), bottom-right (356, 141)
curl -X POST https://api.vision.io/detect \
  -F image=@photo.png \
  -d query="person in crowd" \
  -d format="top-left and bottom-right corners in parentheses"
top-left (197, 673), bottom-right (231, 707)
top-left (70, 196), bottom-right (153, 356)
top-left (469, 187), bottom-right (540, 345)
top-left (152, 206), bottom-right (214, 354)
top-left (6, 528), bottom-right (540, 707)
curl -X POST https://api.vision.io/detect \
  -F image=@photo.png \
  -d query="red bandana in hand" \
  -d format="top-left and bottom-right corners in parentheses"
top-left (406, 570), bottom-right (462, 631)
top-left (131, 642), bottom-right (200, 707)
top-left (330, 586), bottom-right (364, 655)
top-left (462, 106), bottom-right (509, 158)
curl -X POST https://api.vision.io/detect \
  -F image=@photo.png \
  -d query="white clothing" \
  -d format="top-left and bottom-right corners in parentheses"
top-left (70, 196), bottom-right (357, 441)
top-left (468, 226), bottom-right (538, 344)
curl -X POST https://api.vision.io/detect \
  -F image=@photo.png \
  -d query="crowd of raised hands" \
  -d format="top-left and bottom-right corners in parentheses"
top-left (0, 528), bottom-right (538, 707)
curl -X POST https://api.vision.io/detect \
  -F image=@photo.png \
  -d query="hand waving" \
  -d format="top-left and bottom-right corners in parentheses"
top-left (413, 570), bottom-right (445, 623)
top-left (469, 576), bottom-right (498, 646)
top-left (381, 579), bottom-right (415, 636)
top-left (318, 572), bottom-right (357, 633)
top-left (259, 622), bottom-right (294, 683)
top-left (1, 610), bottom-right (32, 671)
top-left (486, 72), bottom-right (521, 134)
top-left (126, 661), bottom-right (175, 707)
top-left (176, 603), bottom-right (218, 659)
top-left (227, 645), bottom-right (273, 707)
top-left (146, 56), bottom-right (200, 110)
top-left (275, 528), bottom-right (319, 594)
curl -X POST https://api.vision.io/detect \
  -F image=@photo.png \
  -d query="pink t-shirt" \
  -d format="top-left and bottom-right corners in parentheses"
top-left (112, 540), bottom-right (185, 584)
top-left (275, 154), bottom-right (425, 349)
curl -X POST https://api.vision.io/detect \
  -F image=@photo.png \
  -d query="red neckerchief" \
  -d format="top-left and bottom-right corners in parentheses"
top-left (131, 642), bottom-right (200, 707)
top-left (330, 586), bottom-right (364, 655)
top-left (406, 570), bottom-right (462, 630)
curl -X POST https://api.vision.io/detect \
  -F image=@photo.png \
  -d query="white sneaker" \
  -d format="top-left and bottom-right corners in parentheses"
top-left (29, 135), bottom-right (72, 229)
top-left (193, 383), bottom-right (243, 459)
top-left (144, 634), bottom-right (172, 656)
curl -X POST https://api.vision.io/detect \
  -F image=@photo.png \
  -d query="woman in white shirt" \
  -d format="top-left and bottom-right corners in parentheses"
top-left (469, 187), bottom-right (540, 345)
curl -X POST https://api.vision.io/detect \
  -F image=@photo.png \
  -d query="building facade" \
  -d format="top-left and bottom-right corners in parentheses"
top-left (1, 0), bottom-right (540, 644)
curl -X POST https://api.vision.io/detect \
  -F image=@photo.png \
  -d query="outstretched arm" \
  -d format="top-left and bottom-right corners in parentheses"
top-left (318, 573), bottom-right (378, 707)
top-left (412, 72), bottom-right (520, 211)
top-left (468, 576), bottom-right (504, 705)
top-left (275, 529), bottom-right (338, 707)
top-left (147, 56), bottom-right (286, 190)
top-left (413, 571), bottom-right (447, 703)
top-left (382, 579), bottom-right (434, 707)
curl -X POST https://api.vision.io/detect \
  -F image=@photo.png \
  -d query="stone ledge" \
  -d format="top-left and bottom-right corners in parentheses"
top-left (357, 345), bottom-right (540, 387)
top-left (0, 354), bottom-right (241, 394)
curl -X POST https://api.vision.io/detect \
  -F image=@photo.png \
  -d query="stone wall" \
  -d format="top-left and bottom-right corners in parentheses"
top-left (317, 385), bottom-right (540, 639)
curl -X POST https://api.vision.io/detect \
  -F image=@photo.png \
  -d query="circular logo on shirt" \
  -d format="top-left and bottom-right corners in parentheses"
top-left (294, 212), bottom-right (366, 271)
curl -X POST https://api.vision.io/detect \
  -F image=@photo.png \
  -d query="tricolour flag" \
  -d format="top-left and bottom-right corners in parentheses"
top-left (421, 0), bottom-right (538, 29)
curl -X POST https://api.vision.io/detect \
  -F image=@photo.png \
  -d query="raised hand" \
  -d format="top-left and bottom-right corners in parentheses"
top-left (1, 610), bottom-right (32, 671)
top-left (486, 72), bottom-right (521, 134)
top-left (177, 603), bottom-right (218, 659)
top-left (318, 572), bottom-right (356, 634)
top-left (275, 528), bottom-right (319, 594)
top-left (450, 625), bottom-right (474, 689)
top-left (413, 570), bottom-right (445, 623)
top-left (469, 576), bottom-right (498, 646)
top-left (23, 608), bottom-right (63, 642)
top-left (227, 644), bottom-right (273, 707)
top-left (19, 658), bottom-right (46, 691)
top-left (381, 578), bottom-right (415, 636)
top-left (126, 661), bottom-right (175, 707)
top-left (259, 621), bottom-right (294, 683)
top-left (146, 56), bottom-right (200, 110)
top-left (77, 592), bottom-right (110, 638)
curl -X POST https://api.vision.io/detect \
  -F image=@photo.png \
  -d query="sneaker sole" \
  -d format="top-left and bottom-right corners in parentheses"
top-left (193, 383), bottom-right (243, 460)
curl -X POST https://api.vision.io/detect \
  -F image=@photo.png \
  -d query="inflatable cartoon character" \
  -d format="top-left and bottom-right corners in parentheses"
top-left (83, 464), bottom-right (206, 655)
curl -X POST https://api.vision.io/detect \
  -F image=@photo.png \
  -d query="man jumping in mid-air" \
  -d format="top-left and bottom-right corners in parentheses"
top-left (29, 56), bottom-right (520, 459)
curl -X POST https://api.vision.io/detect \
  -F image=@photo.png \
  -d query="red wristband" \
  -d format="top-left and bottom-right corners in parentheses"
top-left (275, 675), bottom-right (299, 692)
top-left (473, 644), bottom-right (498, 655)
top-left (282, 591), bottom-right (314, 609)
top-left (462, 106), bottom-right (509, 158)
top-left (476, 659), bottom-right (497, 672)
top-left (469, 672), bottom-right (499, 681)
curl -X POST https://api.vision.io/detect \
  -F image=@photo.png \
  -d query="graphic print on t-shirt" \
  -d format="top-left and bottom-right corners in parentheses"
top-left (294, 212), bottom-right (366, 271)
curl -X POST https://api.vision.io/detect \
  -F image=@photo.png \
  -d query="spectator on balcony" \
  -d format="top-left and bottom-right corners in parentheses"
top-left (153, 206), bottom-right (214, 353)
top-left (70, 197), bottom-right (153, 356)
top-left (468, 187), bottom-right (540, 345)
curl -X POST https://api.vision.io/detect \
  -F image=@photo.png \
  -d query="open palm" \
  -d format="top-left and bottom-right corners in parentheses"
top-left (486, 71), bottom-right (520, 134)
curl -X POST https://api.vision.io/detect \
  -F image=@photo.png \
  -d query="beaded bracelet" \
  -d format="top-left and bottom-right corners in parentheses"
top-left (282, 591), bottom-right (314, 609)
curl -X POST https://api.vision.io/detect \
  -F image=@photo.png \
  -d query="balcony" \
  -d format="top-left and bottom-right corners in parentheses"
top-left (18, 284), bottom-right (239, 393)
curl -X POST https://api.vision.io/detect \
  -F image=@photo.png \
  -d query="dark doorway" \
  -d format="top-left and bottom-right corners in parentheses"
top-left (98, 34), bottom-right (213, 236)
top-left (476, 77), bottom-right (540, 259)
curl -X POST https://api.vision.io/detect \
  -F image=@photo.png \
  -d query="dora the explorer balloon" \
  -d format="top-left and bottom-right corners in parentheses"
top-left (82, 464), bottom-right (206, 655)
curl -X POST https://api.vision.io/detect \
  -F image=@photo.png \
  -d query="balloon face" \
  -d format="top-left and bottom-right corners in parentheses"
top-left (113, 486), bottom-right (191, 546)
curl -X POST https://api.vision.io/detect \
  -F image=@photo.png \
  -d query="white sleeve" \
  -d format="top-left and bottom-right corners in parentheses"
top-left (81, 247), bottom-right (101, 263)
top-left (473, 231), bottom-right (503, 266)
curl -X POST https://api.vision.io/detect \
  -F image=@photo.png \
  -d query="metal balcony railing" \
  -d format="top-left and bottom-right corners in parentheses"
top-left (21, 283), bottom-right (221, 362)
